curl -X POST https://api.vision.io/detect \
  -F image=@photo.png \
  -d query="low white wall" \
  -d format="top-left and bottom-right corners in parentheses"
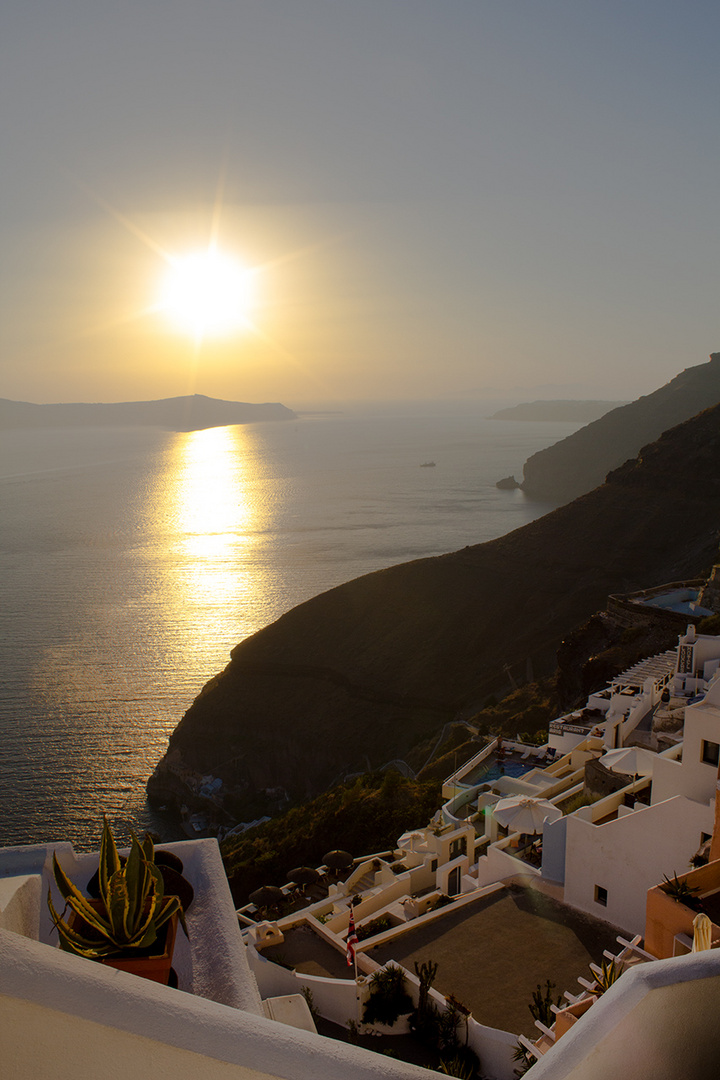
top-left (475, 845), bottom-right (538, 887)
top-left (248, 944), bottom-right (362, 1027)
top-left (525, 951), bottom-right (720, 1080)
top-left (402, 967), bottom-right (517, 1080)
top-left (0, 929), bottom-right (436, 1080)
top-left (1, 837), bottom-right (263, 1015)
top-left (0, 875), bottom-right (41, 939)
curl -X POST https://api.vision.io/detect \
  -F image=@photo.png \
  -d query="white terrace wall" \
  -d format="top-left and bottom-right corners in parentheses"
top-left (401, 967), bottom-right (518, 1080)
top-left (0, 930), bottom-right (435, 1080)
top-left (563, 795), bottom-right (713, 936)
top-left (248, 943), bottom-right (362, 1028)
top-left (474, 844), bottom-right (540, 888)
top-left (525, 951), bottom-right (720, 1080)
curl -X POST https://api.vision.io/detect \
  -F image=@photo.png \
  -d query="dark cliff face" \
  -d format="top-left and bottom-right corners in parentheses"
top-left (520, 353), bottom-right (720, 504)
top-left (150, 402), bottom-right (720, 810)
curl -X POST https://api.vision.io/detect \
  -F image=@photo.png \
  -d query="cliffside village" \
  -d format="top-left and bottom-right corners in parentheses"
top-left (3, 566), bottom-right (720, 1079)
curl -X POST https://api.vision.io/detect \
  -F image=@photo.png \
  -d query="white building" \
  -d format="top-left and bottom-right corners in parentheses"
top-left (558, 676), bottom-right (720, 936)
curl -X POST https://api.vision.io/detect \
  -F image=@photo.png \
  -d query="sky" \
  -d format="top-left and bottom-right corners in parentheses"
top-left (1, 0), bottom-right (719, 409)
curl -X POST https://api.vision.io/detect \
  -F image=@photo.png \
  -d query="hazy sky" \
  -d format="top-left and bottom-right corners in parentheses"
top-left (2, 1), bottom-right (719, 408)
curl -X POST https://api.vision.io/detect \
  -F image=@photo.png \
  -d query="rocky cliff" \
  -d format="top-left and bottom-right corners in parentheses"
top-left (519, 352), bottom-right (720, 503)
top-left (148, 402), bottom-right (720, 818)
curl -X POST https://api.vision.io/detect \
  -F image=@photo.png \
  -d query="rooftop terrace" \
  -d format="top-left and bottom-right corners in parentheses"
top-left (274, 881), bottom-right (625, 1038)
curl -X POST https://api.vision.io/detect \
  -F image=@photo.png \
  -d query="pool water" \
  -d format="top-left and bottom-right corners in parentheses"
top-left (466, 755), bottom-right (532, 785)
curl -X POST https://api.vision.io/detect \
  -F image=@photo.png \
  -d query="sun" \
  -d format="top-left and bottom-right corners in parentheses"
top-left (157, 248), bottom-right (255, 339)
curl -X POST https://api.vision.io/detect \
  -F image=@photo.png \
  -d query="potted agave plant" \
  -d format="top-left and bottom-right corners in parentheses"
top-left (47, 816), bottom-right (188, 984)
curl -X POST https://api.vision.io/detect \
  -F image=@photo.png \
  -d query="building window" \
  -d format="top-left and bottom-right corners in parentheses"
top-left (701, 740), bottom-right (720, 767)
top-left (594, 885), bottom-right (608, 907)
top-left (449, 837), bottom-right (467, 860)
top-left (431, 859), bottom-right (438, 872)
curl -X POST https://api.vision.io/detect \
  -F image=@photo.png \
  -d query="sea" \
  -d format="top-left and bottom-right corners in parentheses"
top-left (0, 408), bottom-right (579, 850)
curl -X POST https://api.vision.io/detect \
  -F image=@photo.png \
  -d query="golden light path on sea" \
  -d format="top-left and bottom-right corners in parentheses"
top-left (167, 425), bottom-right (262, 643)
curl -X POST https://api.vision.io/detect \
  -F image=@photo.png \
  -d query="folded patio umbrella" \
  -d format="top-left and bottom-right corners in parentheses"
top-left (692, 912), bottom-right (713, 952)
top-left (493, 795), bottom-right (563, 835)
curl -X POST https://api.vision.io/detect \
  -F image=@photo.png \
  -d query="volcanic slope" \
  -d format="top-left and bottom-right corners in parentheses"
top-left (520, 351), bottom-right (720, 504)
top-left (149, 403), bottom-right (720, 812)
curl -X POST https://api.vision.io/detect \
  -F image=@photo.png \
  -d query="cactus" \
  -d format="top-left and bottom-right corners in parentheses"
top-left (48, 816), bottom-right (187, 959)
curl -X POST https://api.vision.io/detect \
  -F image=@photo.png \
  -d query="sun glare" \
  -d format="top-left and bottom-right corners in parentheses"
top-left (158, 249), bottom-right (255, 339)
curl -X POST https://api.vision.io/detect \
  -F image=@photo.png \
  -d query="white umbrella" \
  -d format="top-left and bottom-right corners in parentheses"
top-left (600, 746), bottom-right (658, 777)
top-left (493, 795), bottom-right (563, 835)
top-left (692, 913), bottom-right (713, 953)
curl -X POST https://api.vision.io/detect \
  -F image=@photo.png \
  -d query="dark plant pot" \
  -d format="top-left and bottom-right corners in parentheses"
top-left (159, 865), bottom-right (194, 912)
top-left (155, 850), bottom-right (184, 874)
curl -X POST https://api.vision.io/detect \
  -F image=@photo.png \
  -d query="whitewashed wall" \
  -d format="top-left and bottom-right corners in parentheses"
top-left (563, 795), bottom-right (712, 935)
top-left (525, 951), bottom-right (720, 1080)
top-left (0, 929), bottom-right (436, 1080)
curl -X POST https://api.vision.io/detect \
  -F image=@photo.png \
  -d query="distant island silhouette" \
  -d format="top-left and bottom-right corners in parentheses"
top-left (490, 400), bottom-right (626, 422)
top-left (0, 394), bottom-right (296, 432)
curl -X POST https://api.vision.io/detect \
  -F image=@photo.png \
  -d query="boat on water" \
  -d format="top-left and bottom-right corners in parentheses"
top-left (420, 461), bottom-right (436, 467)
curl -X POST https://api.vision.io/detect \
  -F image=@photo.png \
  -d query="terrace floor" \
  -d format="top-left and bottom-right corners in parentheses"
top-left (263, 924), bottom-right (354, 979)
top-left (369, 883), bottom-right (624, 1037)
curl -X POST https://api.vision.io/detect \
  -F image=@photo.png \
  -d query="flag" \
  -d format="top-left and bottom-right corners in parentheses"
top-left (347, 908), bottom-right (358, 967)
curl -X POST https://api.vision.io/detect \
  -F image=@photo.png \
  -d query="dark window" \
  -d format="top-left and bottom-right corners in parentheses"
top-left (594, 885), bottom-right (608, 907)
top-left (448, 866), bottom-right (462, 896)
top-left (449, 837), bottom-right (467, 860)
top-left (701, 740), bottom-right (720, 767)
top-left (431, 859), bottom-right (438, 872)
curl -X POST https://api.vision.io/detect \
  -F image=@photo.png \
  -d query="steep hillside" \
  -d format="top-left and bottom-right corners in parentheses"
top-left (520, 352), bottom-right (720, 503)
top-left (221, 771), bottom-right (441, 906)
top-left (148, 403), bottom-right (720, 818)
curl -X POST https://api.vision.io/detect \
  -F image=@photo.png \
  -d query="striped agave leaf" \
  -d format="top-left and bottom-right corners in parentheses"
top-left (48, 816), bottom-right (188, 959)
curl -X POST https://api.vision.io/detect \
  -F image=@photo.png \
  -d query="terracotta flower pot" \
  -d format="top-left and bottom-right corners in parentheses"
top-left (70, 899), bottom-right (179, 985)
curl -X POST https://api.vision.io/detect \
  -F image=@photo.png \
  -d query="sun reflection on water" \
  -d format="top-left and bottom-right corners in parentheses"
top-left (169, 425), bottom-right (261, 635)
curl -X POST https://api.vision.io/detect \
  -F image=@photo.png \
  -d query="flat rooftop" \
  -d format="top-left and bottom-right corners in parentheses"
top-left (368, 884), bottom-right (623, 1037)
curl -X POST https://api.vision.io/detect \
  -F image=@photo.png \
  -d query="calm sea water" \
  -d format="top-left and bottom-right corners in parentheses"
top-left (0, 409), bottom-right (576, 849)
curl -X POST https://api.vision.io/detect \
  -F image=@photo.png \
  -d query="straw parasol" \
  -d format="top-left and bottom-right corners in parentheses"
top-left (493, 795), bottom-right (563, 835)
top-left (323, 849), bottom-right (353, 870)
top-left (288, 866), bottom-right (320, 893)
top-left (249, 885), bottom-right (285, 910)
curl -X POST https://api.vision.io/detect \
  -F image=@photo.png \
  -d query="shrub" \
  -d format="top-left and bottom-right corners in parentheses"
top-left (662, 872), bottom-right (699, 907)
top-left (356, 914), bottom-right (392, 941)
top-left (362, 964), bottom-right (413, 1027)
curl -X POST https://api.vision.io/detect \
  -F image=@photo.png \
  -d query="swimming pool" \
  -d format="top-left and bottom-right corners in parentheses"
top-left (464, 755), bottom-right (532, 785)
